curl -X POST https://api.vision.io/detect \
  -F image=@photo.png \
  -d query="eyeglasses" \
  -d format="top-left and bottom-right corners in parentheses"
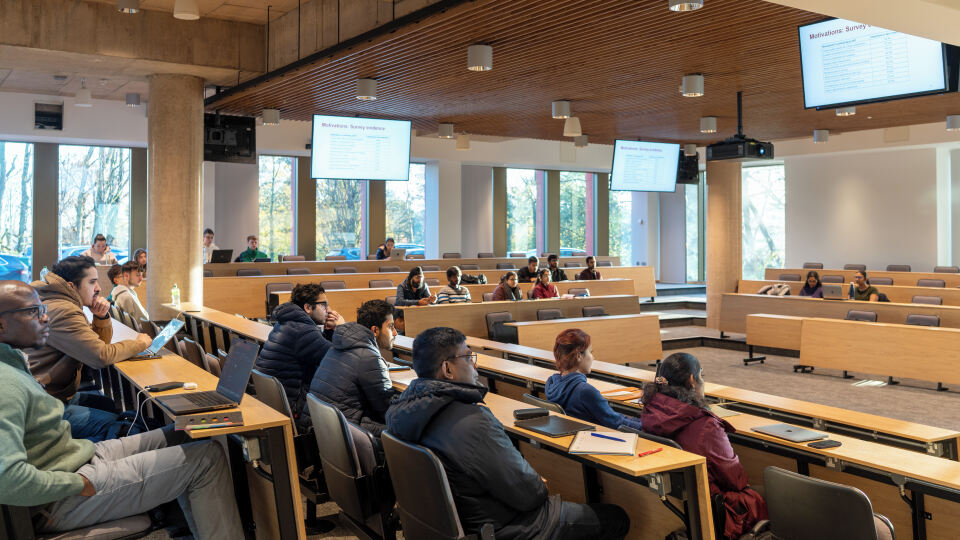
top-left (447, 351), bottom-right (478, 367)
top-left (309, 301), bottom-right (329, 309)
top-left (0, 304), bottom-right (47, 320)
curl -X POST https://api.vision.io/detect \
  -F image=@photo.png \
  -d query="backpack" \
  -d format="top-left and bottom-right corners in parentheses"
top-left (757, 283), bottom-right (790, 296)
top-left (461, 273), bottom-right (487, 285)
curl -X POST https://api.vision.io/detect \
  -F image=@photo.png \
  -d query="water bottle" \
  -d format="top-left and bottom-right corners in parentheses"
top-left (171, 283), bottom-right (181, 307)
top-left (848, 282), bottom-right (855, 300)
top-left (39, 266), bottom-right (49, 281)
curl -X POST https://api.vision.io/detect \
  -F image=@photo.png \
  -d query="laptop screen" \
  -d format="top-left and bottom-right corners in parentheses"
top-left (146, 319), bottom-right (185, 354)
top-left (216, 338), bottom-right (260, 404)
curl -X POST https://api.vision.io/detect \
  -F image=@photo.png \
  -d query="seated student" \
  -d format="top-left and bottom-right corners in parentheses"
top-left (544, 329), bottom-right (642, 431)
top-left (111, 262), bottom-right (149, 322)
top-left (80, 234), bottom-right (118, 266)
top-left (853, 270), bottom-right (879, 302)
top-left (386, 327), bottom-right (630, 540)
top-left (532, 269), bottom-right (560, 299)
top-left (132, 248), bottom-right (147, 277)
top-left (235, 234), bottom-right (269, 262)
top-left (492, 271), bottom-right (523, 301)
top-left (105, 264), bottom-right (122, 302)
top-left (256, 283), bottom-right (344, 429)
top-left (437, 266), bottom-right (472, 304)
top-left (576, 256), bottom-right (602, 280)
top-left (375, 237), bottom-right (395, 260)
top-left (641, 352), bottom-right (767, 539)
top-left (27, 257), bottom-right (152, 441)
top-left (799, 270), bottom-right (823, 298)
top-left (308, 299), bottom-right (397, 435)
top-left (202, 228), bottom-right (219, 264)
top-left (396, 266), bottom-right (436, 306)
top-left (0, 280), bottom-right (243, 538)
top-left (547, 254), bottom-right (568, 282)
top-left (393, 308), bottom-right (405, 336)
top-left (517, 256), bottom-right (540, 283)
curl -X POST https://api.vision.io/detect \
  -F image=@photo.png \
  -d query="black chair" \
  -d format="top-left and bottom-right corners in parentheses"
top-left (482, 292), bottom-right (494, 302)
top-left (476, 252), bottom-right (495, 258)
top-left (460, 264), bottom-right (480, 271)
top-left (426, 278), bottom-right (441, 287)
top-left (508, 252), bottom-right (526, 257)
top-left (843, 264), bottom-right (867, 272)
top-left (802, 262), bottom-right (823, 269)
top-left (886, 264), bottom-right (911, 272)
top-left (597, 260), bottom-right (613, 267)
top-left (306, 395), bottom-right (397, 540)
top-left (846, 310), bottom-right (878, 322)
top-left (325, 255), bottom-right (347, 261)
top-left (821, 275), bottom-right (844, 284)
top-left (485, 311), bottom-right (517, 343)
top-left (443, 252), bottom-right (462, 259)
top-left (287, 267), bottom-right (311, 275)
top-left (536, 309), bottom-right (564, 321)
top-left (582, 306), bottom-right (607, 317)
top-left (0, 504), bottom-right (152, 540)
top-left (283, 255), bottom-right (306, 262)
top-left (203, 353), bottom-right (222, 377)
top-left (917, 279), bottom-right (945, 288)
top-left (905, 314), bottom-right (940, 327)
top-left (140, 319), bottom-right (158, 339)
top-left (379, 266), bottom-right (401, 273)
top-left (381, 432), bottom-right (495, 540)
top-left (763, 466), bottom-right (894, 540)
top-left (422, 265), bottom-right (441, 272)
top-left (563, 262), bottom-right (580, 268)
top-left (266, 282), bottom-right (293, 316)
top-left (933, 265), bottom-right (959, 273)
top-left (778, 273), bottom-right (801, 281)
top-left (912, 295), bottom-right (942, 305)
top-left (237, 268), bottom-right (262, 276)
top-left (521, 393), bottom-right (564, 414)
top-left (320, 280), bottom-right (347, 290)
top-left (496, 263), bottom-right (516, 270)
top-left (334, 266), bottom-right (358, 274)
top-left (870, 277), bottom-right (893, 285)
top-left (179, 337), bottom-right (206, 369)
top-left (203, 269), bottom-right (213, 277)
top-left (369, 279), bottom-right (394, 288)
top-left (526, 288), bottom-right (536, 299)
top-left (567, 287), bottom-right (589, 297)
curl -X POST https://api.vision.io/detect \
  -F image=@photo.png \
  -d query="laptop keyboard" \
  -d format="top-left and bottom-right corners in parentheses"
top-left (182, 392), bottom-right (230, 407)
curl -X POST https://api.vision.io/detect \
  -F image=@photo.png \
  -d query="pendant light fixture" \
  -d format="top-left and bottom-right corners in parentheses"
top-left (262, 109), bottom-right (281, 125)
top-left (946, 115), bottom-right (960, 131)
top-left (563, 117), bottom-right (582, 137)
top-left (684, 144), bottom-right (697, 156)
top-left (117, 0), bottom-right (139, 13)
top-left (456, 133), bottom-right (470, 150)
top-left (669, 0), bottom-right (703, 11)
top-left (356, 79), bottom-right (377, 100)
top-left (438, 123), bottom-right (455, 139)
top-left (681, 74), bottom-right (704, 97)
top-left (467, 45), bottom-right (493, 72)
top-left (173, 0), bottom-right (200, 20)
top-left (125, 93), bottom-right (141, 107)
top-left (813, 129), bottom-right (829, 143)
top-left (551, 100), bottom-right (571, 119)
top-left (574, 135), bottom-right (588, 148)
top-left (699, 116), bottom-right (717, 133)
top-left (75, 78), bottom-right (92, 107)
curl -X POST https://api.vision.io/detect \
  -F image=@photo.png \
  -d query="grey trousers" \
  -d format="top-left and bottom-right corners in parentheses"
top-left (40, 425), bottom-right (244, 540)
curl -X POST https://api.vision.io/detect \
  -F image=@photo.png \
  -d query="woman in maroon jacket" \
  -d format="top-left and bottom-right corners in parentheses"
top-left (640, 353), bottom-right (767, 539)
top-left (531, 269), bottom-right (560, 299)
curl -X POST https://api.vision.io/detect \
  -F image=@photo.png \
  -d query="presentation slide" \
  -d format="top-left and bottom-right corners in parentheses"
top-left (311, 115), bottom-right (412, 181)
top-left (610, 141), bottom-right (680, 192)
top-left (799, 18), bottom-right (945, 109)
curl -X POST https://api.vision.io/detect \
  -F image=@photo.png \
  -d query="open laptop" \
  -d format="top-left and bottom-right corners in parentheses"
top-left (392, 248), bottom-right (406, 260)
top-left (155, 338), bottom-right (259, 415)
top-left (822, 283), bottom-right (847, 300)
top-left (752, 423), bottom-right (827, 443)
top-left (210, 249), bottom-right (233, 263)
top-left (131, 319), bottom-right (185, 360)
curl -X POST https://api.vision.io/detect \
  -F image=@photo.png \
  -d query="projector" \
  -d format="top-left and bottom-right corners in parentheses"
top-left (706, 135), bottom-right (774, 162)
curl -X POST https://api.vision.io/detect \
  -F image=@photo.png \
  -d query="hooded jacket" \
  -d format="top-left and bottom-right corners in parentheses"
top-left (531, 282), bottom-right (559, 299)
top-left (385, 378), bottom-right (562, 539)
top-left (641, 392), bottom-right (767, 539)
top-left (307, 322), bottom-right (396, 434)
top-left (111, 284), bottom-right (149, 322)
top-left (255, 302), bottom-right (333, 425)
top-left (27, 273), bottom-right (148, 402)
top-left (491, 282), bottom-right (523, 301)
top-left (395, 280), bottom-right (431, 306)
top-left (544, 372), bottom-right (642, 432)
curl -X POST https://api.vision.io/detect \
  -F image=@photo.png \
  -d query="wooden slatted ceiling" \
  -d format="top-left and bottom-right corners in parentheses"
top-left (205, 0), bottom-right (960, 144)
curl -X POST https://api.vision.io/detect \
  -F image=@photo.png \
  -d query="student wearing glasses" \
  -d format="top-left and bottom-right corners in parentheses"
top-left (492, 271), bottom-right (523, 301)
top-left (532, 269), bottom-right (560, 299)
top-left (853, 270), bottom-right (879, 302)
top-left (255, 283), bottom-right (345, 430)
top-left (80, 234), bottom-right (118, 266)
top-left (387, 327), bottom-right (630, 540)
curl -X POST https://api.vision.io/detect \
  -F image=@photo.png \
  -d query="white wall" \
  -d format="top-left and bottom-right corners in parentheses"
top-left (659, 189), bottom-right (687, 282)
top-left (211, 162), bottom-right (260, 255)
top-left (460, 165), bottom-right (493, 258)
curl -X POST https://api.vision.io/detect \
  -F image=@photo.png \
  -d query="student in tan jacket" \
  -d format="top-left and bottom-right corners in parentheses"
top-left (27, 256), bottom-right (152, 441)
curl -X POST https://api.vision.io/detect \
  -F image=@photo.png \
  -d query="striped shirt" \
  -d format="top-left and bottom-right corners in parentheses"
top-left (436, 285), bottom-right (472, 304)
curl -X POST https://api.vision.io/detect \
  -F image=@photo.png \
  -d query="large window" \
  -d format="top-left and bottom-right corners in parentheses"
top-left (385, 163), bottom-right (426, 256)
top-left (317, 179), bottom-right (366, 260)
top-left (742, 164), bottom-right (786, 280)
top-left (58, 145), bottom-right (131, 262)
top-left (258, 156), bottom-right (295, 261)
top-left (0, 142), bottom-right (33, 282)
top-left (559, 172), bottom-right (590, 253)
top-left (685, 175), bottom-right (705, 282)
top-left (609, 190), bottom-right (632, 265)
top-left (506, 168), bottom-right (537, 255)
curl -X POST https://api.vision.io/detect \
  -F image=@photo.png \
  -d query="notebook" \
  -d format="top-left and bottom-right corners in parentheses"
top-left (568, 430), bottom-right (639, 455)
top-left (514, 415), bottom-right (595, 437)
top-left (600, 387), bottom-right (643, 401)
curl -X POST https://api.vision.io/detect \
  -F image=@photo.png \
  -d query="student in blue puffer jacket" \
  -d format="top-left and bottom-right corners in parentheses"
top-left (544, 329), bottom-right (643, 432)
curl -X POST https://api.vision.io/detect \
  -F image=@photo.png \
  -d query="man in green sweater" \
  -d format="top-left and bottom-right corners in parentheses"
top-left (234, 234), bottom-right (269, 262)
top-left (0, 280), bottom-right (242, 538)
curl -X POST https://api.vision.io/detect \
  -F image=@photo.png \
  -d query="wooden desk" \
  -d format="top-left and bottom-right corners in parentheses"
top-left (108, 319), bottom-right (304, 539)
top-left (505, 314), bottom-right (662, 365)
top-left (740, 279), bottom-right (960, 306)
top-left (745, 314), bottom-right (803, 351)
top-left (765, 268), bottom-right (960, 288)
top-left (165, 303), bottom-right (271, 354)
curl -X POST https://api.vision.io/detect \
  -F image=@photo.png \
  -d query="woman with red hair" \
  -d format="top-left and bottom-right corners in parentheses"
top-left (543, 329), bottom-right (642, 431)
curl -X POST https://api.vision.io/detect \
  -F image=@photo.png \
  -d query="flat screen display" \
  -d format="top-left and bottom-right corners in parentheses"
top-left (798, 18), bottom-right (947, 109)
top-left (310, 115), bottom-right (412, 181)
top-left (609, 140), bottom-right (680, 192)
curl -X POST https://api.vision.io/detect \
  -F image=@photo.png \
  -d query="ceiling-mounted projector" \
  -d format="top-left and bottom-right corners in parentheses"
top-left (706, 92), bottom-right (774, 162)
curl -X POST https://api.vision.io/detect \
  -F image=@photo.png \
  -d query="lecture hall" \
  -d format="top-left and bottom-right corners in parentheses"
top-left (1, 1), bottom-right (959, 539)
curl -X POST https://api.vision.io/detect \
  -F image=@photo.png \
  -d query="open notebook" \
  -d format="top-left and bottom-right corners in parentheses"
top-left (568, 431), bottom-right (639, 456)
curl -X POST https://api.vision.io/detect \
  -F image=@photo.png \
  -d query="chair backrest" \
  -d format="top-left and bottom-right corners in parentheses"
top-left (802, 262), bottom-right (823, 269)
top-left (526, 288), bottom-right (536, 299)
top-left (283, 255), bottom-right (305, 262)
top-left (379, 266), bottom-right (401, 273)
top-left (496, 263), bottom-right (516, 270)
top-left (597, 260), bottom-right (613, 267)
top-left (407, 254), bottom-right (425, 259)
top-left (180, 337), bottom-right (206, 369)
top-left (482, 292), bottom-right (494, 302)
top-left (905, 313), bottom-right (940, 327)
top-left (508, 252), bottom-right (526, 257)
top-left (265, 282), bottom-right (293, 314)
top-left (369, 279), bottom-right (394, 288)
top-left (764, 466), bottom-right (883, 540)
top-left (845, 310), bottom-right (878, 322)
top-left (485, 311), bottom-right (513, 337)
top-left (442, 252), bottom-right (462, 259)
top-left (204, 353), bottom-right (222, 377)
top-left (287, 267), bottom-right (310, 275)
top-left (367, 254), bottom-right (378, 260)
top-left (426, 278), bottom-right (440, 287)
top-left (843, 264), bottom-right (867, 272)
top-left (381, 431), bottom-right (468, 540)
top-left (563, 262), bottom-right (579, 268)
top-left (567, 287), bottom-right (589, 297)
top-left (203, 269), bottom-right (214, 277)
top-left (778, 273), bottom-right (801, 281)
top-left (385, 296), bottom-right (397, 306)
top-left (237, 268), bottom-right (262, 277)
top-left (917, 278), bottom-right (945, 288)
top-left (870, 277), bottom-right (893, 285)
top-left (421, 265), bottom-right (441, 272)
top-left (140, 319), bottom-right (158, 339)
top-left (251, 369), bottom-right (295, 432)
top-left (325, 255), bottom-right (347, 261)
top-left (320, 280), bottom-right (347, 290)
top-left (886, 264), bottom-right (910, 272)
top-left (582, 306), bottom-right (607, 317)
top-left (912, 295), bottom-right (942, 305)
top-left (334, 266), bottom-right (358, 274)
top-left (476, 252), bottom-right (494, 258)
top-left (934, 265), bottom-right (960, 273)
top-left (460, 264), bottom-right (479, 270)
top-left (537, 308), bottom-right (564, 321)
top-left (821, 274), bottom-right (844, 284)
top-left (521, 393), bottom-right (565, 414)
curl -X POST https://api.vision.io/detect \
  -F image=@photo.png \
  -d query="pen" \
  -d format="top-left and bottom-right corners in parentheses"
top-left (638, 447), bottom-right (663, 457)
top-left (590, 432), bottom-right (626, 442)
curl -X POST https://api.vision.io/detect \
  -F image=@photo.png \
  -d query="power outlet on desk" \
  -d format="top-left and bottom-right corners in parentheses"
top-left (174, 411), bottom-right (244, 430)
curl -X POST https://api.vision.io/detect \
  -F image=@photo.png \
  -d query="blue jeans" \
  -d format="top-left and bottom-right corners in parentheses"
top-left (64, 394), bottom-right (120, 442)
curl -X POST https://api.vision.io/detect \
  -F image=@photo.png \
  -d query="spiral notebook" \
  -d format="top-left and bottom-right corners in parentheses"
top-left (568, 431), bottom-right (638, 455)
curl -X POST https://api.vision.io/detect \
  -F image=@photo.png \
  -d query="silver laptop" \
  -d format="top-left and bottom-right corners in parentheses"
top-left (131, 319), bottom-right (185, 360)
top-left (392, 248), bottom-right (406, 260)
top-left (155, 338), bottom-right (259, 415)
top-left (822, 283), bottom-right (846, 300)
top-left (752, 423), bottom-right (827, 443)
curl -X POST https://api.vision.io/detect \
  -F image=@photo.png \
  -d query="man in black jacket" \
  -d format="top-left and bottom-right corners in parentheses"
top-left (385, 327), bottom-right (630, 540)
top-left (547, 254), bottom-right (568, 283)
top-left (516, 256), bottom-right (540, 283)
top-left (308, 299), bottom-right (397, 435)
top-left (255, 283), bottom-right (344, 429)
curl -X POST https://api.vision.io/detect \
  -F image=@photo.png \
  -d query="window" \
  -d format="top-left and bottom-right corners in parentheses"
top-left (385, 163), bottom-right (426, 256)
top-left (58, 145), bottom-right (131, 262)
top-left (0, 142), bottom-right (33, 282)
top-left (506, 168), bottom-right (537, 255)
top-left (559, 172), bottom-right (592, 254)
top-left (742, 164), bottom-right (786, 280)
top-left (317, 179), bottom-right (366, 260)
top-left (608, 190), bottom-right (632, 265)
top-left (258, 156), bottom-right (295, 261)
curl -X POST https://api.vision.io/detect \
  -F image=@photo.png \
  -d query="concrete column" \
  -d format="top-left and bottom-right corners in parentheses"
top-left (295, 156), bottom-right (316, 260)
top-left (368, 180), bottom-right (386, 254)
top-left (659, 188), bottom-right (687, 283)
top-left (130, 148), bottom-right (147, 254)
top-left (32, 143), bottom-right (59, 279)
top-left (425, 160), bottom-right (462, 257)
top-left (146, 74), bottom-right (204, 319)
top-left (705, 160), bottom-right (742, 329)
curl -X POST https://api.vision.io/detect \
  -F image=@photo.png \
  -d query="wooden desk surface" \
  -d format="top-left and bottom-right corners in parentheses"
top-left (504, 314), bottom-right (663, 365)
top-left (167, 303), bottom-right (272, 342)
top-left (765, 267), bottom-right (960, 288)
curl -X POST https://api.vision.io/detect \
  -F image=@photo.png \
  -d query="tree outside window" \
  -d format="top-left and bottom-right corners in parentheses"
top-left (258, 156), bottom-right (295, 261)
top-left (385, 163), bottom-right (426, 253)
top-left (58, 146), bottom-right (131, 262)
top-left (317, 179), bottom-right (365, 260)
top-left (507, 168), bottom-right (537, 254)
top-left (742, 164), bottom-right (785, 280)
top-left (0, 142), bottom-right (33, 282)
top-left (559, 172), bottom-right (589, 253)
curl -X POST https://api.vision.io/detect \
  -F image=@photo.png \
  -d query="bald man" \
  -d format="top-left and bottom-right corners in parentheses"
top-left (0, 281), bottom-right (243, 538)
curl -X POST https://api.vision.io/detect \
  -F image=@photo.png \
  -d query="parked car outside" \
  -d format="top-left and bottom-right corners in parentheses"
top-left (524, 247), bottom-right (588, 258)
top-left (326, 247), bottom-right (362, 260)
top-left (0, 254), bottom-right (31, 282)
top-left (395, 243), bottom-right (424, 257)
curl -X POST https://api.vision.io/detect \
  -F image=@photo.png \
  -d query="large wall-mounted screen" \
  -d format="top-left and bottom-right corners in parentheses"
top-left (310, 115), bottom-right (412, 181)
top-left (610, 140), bottom-right (680, 192)
top-left (798, 18), bottom-right (948, 109)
